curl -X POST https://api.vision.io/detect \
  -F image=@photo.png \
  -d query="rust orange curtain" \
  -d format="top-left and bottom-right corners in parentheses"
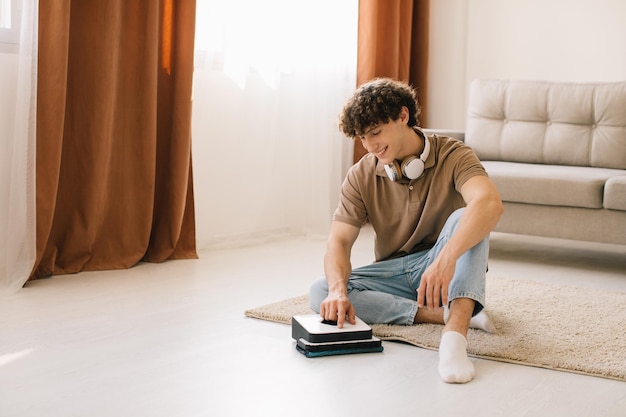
top-left (32, 0), bottom-right (197, 279)
top-left (354, 0), bottom-right (430, 162)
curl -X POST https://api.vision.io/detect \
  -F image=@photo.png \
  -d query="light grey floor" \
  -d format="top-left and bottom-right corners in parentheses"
top-left (1, 227), bottom-right (626, 417)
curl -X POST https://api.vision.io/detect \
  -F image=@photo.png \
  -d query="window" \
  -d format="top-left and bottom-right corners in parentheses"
top-left (0, 0), bottom-right (21, 53)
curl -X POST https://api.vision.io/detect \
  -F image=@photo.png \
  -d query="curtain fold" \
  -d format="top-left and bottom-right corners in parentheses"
top-left (32, 0), bottom-right (197, 280)
top-left (354, 0), bottom-right (430, 162)
top-left (0, 0), bottom-right (38, 295)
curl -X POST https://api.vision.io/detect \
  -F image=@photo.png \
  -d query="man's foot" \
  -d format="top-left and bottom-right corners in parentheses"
top-left (438, 331), bottom-right (475, 383)
top-left (444, 307), bottom-right (496, 333)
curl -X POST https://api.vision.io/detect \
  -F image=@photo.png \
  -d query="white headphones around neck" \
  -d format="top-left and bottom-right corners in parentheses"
top-left (384, 129), bottom-right (430, 181)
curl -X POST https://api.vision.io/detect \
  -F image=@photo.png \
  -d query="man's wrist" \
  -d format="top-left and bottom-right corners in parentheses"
top-left (328, 281), bottom-right (348, 296)
top-left (439, 243), bottom-right (462, 265)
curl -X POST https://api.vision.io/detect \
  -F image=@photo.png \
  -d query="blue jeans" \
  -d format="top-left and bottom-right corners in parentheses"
top-left (309, 208), bottom-right (488, 325)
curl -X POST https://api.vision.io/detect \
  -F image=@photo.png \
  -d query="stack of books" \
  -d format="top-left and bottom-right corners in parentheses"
top-left (291, 314), bottom-right (383, 357)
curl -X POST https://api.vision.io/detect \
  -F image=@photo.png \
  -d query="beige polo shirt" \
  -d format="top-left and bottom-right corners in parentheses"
top-left (333, 134), bottom-right (488, 261)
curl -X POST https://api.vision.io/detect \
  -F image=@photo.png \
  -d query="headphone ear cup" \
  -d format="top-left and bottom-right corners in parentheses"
top-left (384, 160), bottom-right (403, 181)
top-left (401, 156), bottom-right (425, 180)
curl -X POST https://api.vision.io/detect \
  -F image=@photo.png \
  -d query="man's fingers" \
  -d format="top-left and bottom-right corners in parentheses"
top-left (431, 285), bottom-right (440, 309)
top-left (347, 305), bottom-right (356, 325)
top-left (320, 302), bottom-right (336, 321)
top-left (422, 280), bottom-right (436, 309)
top-left (336, 306), bottom-right (346, 328)
top-left (342, 304), bottom-right (356, 326)
top-left (417, 281), bottom-right (425, 308)
top-left (319, 296), bottom-right (355, 328)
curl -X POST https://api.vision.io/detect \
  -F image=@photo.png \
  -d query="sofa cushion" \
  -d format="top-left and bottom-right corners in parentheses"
top-left (482, 161), bottom-right (626, 209)
top-left (604, 176), bottom-right (626, 211)
top-left (466, 79), bottom-right (626, 169)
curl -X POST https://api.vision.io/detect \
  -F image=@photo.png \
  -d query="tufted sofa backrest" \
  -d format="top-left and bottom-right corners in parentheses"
top-left (465, 79), bottom-right (626, 169)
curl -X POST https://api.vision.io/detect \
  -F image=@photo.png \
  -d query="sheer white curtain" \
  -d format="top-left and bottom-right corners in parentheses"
top-left (0, 0), bottom-right (37, 295)
top-left (192, 0), bottom-right (358, 248)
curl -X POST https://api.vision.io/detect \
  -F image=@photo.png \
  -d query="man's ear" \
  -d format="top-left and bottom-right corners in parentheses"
top-left (399, 106), bottom-right (410, 124)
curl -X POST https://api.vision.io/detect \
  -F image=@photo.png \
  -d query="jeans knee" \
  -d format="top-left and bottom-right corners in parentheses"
top-left (473, 234), bottom-right (490, 257)
top-left (309, 277), bottom-right (328, 313)
top-left (446, 207), bottom-right (465, 230)
top-left (435, 208), bottom-right (465, 242)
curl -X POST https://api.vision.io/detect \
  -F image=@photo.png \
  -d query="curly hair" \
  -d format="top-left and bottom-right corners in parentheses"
top-left (338, 78), bottom-right (422, 139)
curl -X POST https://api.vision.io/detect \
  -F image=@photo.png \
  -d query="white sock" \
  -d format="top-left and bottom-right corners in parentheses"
top-left (438, 331), bottom-right (475, 384)
top-left (443, 307), bottom-right (496, 333)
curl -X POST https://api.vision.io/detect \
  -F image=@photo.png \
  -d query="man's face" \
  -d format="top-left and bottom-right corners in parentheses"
top-left (359, 108), bottom-right (410, 165)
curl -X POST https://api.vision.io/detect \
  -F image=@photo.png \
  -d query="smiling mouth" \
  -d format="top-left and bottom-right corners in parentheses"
top-left (374, 146), bottom-right (388, 158)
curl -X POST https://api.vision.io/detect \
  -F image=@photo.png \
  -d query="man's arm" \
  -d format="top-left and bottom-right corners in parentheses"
top-left (320, 220), bottom-right (361, 327)
top-left (417, 175), bottom-right (504, 309)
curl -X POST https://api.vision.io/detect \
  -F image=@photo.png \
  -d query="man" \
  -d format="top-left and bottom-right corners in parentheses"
top-left (309, 78), bottom-right (504, 384)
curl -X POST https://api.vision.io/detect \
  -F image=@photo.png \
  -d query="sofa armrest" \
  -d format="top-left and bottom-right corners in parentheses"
top-left (422, 129), bottom-right (465, 142)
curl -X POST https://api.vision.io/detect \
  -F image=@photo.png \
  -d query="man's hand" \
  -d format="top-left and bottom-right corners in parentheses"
top-left (319, 293), bottom-right (356, 328)
top-left (321, 221), bottom-right (360, 328)
top-left (417, 255), bottom-right (456, 309)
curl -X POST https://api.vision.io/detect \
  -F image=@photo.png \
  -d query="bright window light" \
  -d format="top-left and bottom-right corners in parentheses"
top-left (0, 0), bottom-right (11, 29)
top-left (195, 0), bottom-right (357, 89)
top-left (0, 0), bottom-right (20, 51)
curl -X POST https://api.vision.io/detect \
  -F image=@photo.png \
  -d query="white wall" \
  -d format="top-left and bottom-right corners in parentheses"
top-left (427, 0), bottom-right (626, 130)
top-left (426, 0), bottom-right (468, 130)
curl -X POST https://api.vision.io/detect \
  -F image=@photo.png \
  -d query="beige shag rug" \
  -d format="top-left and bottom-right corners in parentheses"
top-left (245, 276), bottom-right (626, 382)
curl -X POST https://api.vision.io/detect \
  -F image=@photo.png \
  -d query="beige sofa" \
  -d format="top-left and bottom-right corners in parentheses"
top-left (429, 79), bottom-right (626, 245)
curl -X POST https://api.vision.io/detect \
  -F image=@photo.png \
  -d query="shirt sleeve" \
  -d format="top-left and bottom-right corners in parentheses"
top-left (332, 166), bottom-right (368, 228)
top-left (450, 143), bottom-right (489, 193)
